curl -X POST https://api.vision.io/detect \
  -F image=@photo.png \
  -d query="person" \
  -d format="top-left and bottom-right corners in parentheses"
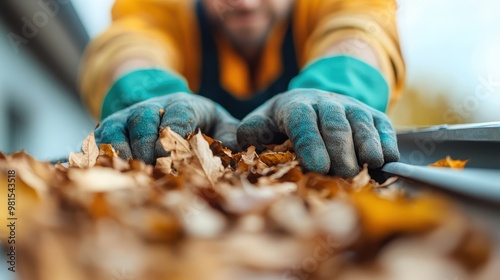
top-left (79, 0), bottom-right (405, 177)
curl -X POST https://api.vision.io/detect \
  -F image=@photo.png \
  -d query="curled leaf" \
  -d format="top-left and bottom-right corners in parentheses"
top-left (159, 127), bottom-right (191, 160)
top-left (259, 151), bottom-right (295, 167)
top-left (188, 131), bottom-right (225, 186)
top-left (68, 132), bottom-right (99, 168)
top-left (429, 156), bottom-right (469, 169)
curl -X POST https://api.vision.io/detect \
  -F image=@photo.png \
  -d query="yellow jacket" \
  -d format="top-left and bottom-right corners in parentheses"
top-left (80, 0), bottom-right (405, 119)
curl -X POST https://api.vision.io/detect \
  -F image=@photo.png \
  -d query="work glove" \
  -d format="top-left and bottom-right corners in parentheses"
top-left (237, 56), bottom-right (399, 177)
top-left (95, 69), bottom-right (239, 164)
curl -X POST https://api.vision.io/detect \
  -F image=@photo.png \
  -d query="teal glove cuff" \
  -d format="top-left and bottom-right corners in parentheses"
top-left (101, 69), bottom-right (191, 120)
top-left (288, 55), bottom-right (389, 112)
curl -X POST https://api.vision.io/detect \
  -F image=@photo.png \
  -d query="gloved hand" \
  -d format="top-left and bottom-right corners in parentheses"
top-left (95, 69), bottom-right (239, 164)
top-left (237, 89), bottom-right (399, 177)
top-left (237, 55), bottom-right (399, 177)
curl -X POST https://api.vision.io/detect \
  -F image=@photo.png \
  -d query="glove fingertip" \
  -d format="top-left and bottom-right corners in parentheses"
top-left (237, 116), bottom-right (266, 150)
top-left (168, 125), bottom-right (193, 139)
top-left (218, 135), bottom-right (239, 153)
top-left (237, 114), bottom-right (284, 152)
top-left (298, 148), bottom-right (331, 175)
top-left (327, 155), bottom-right (360, 178)
top-left (384, 148), bottom-right (400, 163)
top-left (113, 142), bottom-right (133, 161)
top-left (154, 139), bottom-right (170, 158)
top-left (337, 167), bottom-right (361, 179)
top-left (302, 159), bottom-right (330, 175)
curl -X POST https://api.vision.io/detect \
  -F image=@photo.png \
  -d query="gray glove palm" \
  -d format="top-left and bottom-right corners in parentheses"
top-left (237, 89), bottom-right (399, 177)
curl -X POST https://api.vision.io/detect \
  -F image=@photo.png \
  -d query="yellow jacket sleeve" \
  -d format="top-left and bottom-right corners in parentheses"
top-left (79, 0), bottom-right (200, 119)
top-left (293, 0), bottom-right (405, 107)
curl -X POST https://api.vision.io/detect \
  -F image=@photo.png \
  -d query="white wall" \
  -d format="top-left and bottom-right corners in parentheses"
top-left (0, 24), bottom-right (95, 161)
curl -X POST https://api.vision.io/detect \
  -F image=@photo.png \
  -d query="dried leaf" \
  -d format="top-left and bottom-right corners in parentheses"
top-left (350, 164), bottom-right (371, 191)
top-left (155, 157), bottom-right (173, 174)
top-left (159, 127), bottom-right (191, 160)
top-left (88, 193), bottom-right (110, 219)
top-left (111, 157), bottom-right (130, 171)
top-left (374, 176), bottom-right (399, 188)
top-left (375, 184), bottom-right (407, 200)
top-left (0, 151), bottom-right (53, 196)
top-left (188, 131), bottom-right (225, 186)
top-left (241, 146), bottom-right (258, 165)
top-left (182, 204), bottom-right (227, 238)
top-left (67, 167), bottom-right (139, 192)
top-left (98, 144), bottom-right (118, 158)
top-left (267, 161), bottom-right (299, 181)
top-left (203, 134), bottom-right (234, 168)
top-left (269, 196), bottom-right (315, 237)
top-left (301, 173), bottom-right (349, 198)
top-left (123, 209), bottom-right (183, 242)
top-left (259, 151), bottom-right (295, 166)
top-left (222, 179), bottom-right (294, 214)
top-left (129, 159), bottom-right (152, 174)
top-left (429, 156), bottom-right (469, 169)
top-left (352, 191), bottom-right (449, 242)
top-left (68, 132), bottom-right (99, 168)
top-left (311, 199), bottom-right (359, 244)
top-left (265, 139), bottom-right (294, 153)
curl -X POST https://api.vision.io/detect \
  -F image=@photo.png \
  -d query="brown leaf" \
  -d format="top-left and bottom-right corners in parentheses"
top-left (349, 164), bottom-right (371, 191)
top-left (268, 196), bottom-right (315, 238)
top-left (267, 161), bottom-right (299, 181)
top-left (98, 144), bottom-right (118, 158)
top-left (123, 209), bottom-right (183, 242)
top-left (265, 139), bottom-right (294, 153)
top-left (311, 199), bottom-right (359, 245)
top-left (96, 144), bottom-right (130, 171)
top-left (301, 173), bottom-right (349, 198)
top-left (278, 166), bottom-right (304, 183)
top-left (88, 193), bottom-right (110, 219)
top-left (233, 147), bottom-right (259, 173)
top-left (222, 181), bottom-right (290, 214)
top-left (159, 127), bottom-right (191, 160)
top-left (67, 167), bottom-right (140, 192)
top-left (352, 191), bottom-right (449, 242)
top-left (203, 134), bottom-right (234, 168)
top-left (259, 151), bottom-right (295, 166)
top-left (429, 156), bottom-right (469, 169)
top-left (68, 132), bottom-right (99, 168)
top-left (188, 131), bottom-right (225, 186)
top-left (155, 157), bottom-right (173, 174)
top-left (0, 151), bottom-right (53, 196)
top-left (241, 146), bottom-right (258, 164)
top-left (129, 159), bottom-right (152, 174)
top-left (374, 176), bottom-right (399, 188)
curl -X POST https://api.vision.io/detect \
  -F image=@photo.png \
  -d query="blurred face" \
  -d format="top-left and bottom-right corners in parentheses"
top-left (203, 0), bottom-right (295, 51)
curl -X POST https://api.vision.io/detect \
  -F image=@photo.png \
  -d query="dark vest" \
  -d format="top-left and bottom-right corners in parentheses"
top-left (195, 1), bottom-right (299, 119)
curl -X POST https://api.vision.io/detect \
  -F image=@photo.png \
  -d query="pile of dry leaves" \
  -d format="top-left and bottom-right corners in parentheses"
top-left (0, 128), bottom-right (498, 280)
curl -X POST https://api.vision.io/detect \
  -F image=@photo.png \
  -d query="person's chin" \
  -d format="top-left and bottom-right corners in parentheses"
top-left (230, 32), bottom-right (266, 48)
top-left (228, 24), bottom-right (268, 43)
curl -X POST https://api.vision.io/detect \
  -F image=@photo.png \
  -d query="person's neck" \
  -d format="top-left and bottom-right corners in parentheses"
top-left (238, 46), bottom-right (261, 64)
top-left (237, 45), bottom-right (263, 88)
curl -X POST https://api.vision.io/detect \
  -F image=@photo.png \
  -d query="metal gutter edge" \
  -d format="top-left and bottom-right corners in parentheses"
top-left (382, 162), bottom-right (500, 204)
